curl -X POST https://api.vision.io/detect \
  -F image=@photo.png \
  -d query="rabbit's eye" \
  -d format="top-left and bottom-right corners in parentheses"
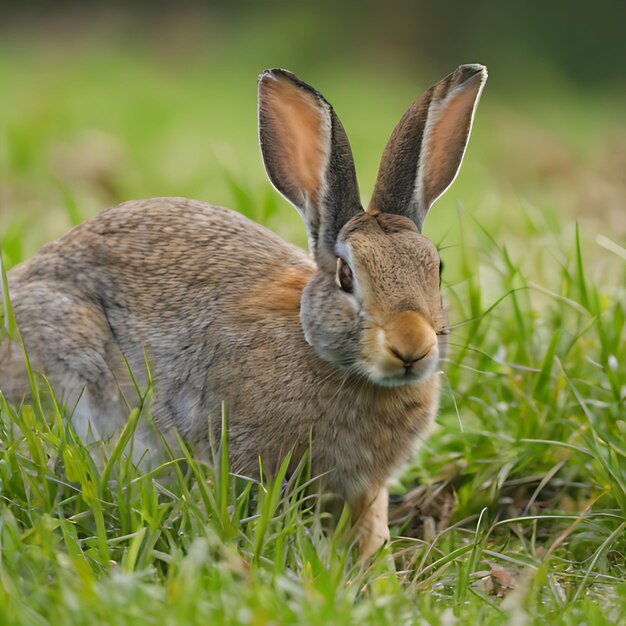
top-left (336, 257), bottom-right (353, 293)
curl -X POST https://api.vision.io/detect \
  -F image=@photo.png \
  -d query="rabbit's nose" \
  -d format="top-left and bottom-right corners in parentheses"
top-left (389, 345), bottom-right (434, 368)
top-left (384, 311), bottom-right (437, 365)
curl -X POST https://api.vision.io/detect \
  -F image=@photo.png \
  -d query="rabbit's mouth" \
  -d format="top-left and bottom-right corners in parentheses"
top-left (359, 343), bottom-right (440, 388)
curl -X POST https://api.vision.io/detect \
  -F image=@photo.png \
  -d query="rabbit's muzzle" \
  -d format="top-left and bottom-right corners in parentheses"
top-left (360, 310), bottom-right (439, 387)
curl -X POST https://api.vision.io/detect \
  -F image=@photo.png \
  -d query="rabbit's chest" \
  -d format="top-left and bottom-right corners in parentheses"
top-left (314, 380), bottom-right (440, 501)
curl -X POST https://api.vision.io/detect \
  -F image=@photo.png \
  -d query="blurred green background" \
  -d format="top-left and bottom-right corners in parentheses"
top-left (1, 1), bottom-right (624, 274)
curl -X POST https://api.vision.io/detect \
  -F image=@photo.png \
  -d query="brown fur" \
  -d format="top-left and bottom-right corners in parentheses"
top-left (242, 266), bottom-right (314, 317)
top-left (0, 65), bottom-right (487, 560)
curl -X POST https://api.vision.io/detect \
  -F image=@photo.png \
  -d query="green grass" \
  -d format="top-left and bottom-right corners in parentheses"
top-left (0, 35), bottom-right (625, 625)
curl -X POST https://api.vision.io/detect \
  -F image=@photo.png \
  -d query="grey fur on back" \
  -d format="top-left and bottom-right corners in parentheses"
top-left (4, 198), bottom-right (308, 442)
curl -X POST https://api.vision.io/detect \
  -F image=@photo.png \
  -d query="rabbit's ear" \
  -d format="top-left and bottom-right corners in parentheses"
top-left (259, 69), bottom-right (362, 260)
top-left (368, 64), bottom-right (487, 231)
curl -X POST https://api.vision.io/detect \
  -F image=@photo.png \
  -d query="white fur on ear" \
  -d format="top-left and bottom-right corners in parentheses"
top-left (258, 69), bottom-right (363, 259)
top-left (413, 65), bottom-right (487, 225)
top-left (368, 64), bottom-right (487, 231)
top-left (258, 69), bottom-right (332, 221)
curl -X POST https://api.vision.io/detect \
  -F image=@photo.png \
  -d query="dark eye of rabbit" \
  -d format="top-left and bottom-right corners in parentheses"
top-left (335, 257), bottom-right (353, 293)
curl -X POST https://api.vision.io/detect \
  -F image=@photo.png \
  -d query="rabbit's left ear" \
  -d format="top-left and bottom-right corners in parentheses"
top-left (369, 64), bottom-right (487, 231)
top-left (259, 69), bottom-right (362, 262)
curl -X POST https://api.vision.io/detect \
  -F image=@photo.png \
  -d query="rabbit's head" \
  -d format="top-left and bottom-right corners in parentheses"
top-left (259, 65), bottom-right (486, 387)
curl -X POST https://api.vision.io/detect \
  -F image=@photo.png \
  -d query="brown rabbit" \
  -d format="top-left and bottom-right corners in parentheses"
top-left (0, 65), bottom-right (487, 558)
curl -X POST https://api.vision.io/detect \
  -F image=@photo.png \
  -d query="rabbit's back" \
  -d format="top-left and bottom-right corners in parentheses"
top-left (12, 197), bottom-right (310, 298)
top-left (3, 198), bottom-right (315, 457)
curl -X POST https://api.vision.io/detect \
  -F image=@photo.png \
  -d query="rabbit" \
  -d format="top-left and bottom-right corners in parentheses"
top-left (0, 64), bottom-right (487, 558)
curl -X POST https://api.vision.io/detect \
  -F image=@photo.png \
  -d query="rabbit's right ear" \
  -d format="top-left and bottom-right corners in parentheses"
top-left (259, 69), bottom-right (362, 262)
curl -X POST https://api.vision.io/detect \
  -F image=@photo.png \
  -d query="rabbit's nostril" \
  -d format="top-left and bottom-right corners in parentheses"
top-left (389, 347), bottom-right (412, 366)
top-left (389, 344), bottom-right (434, 367)
top-left (389, 347), bottom-right (402, 361)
